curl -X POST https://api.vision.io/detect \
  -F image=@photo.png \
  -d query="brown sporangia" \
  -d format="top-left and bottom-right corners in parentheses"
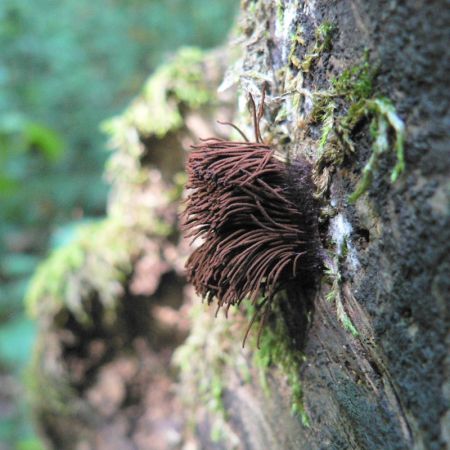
top-left (182, 86), bottom-right (319, 346)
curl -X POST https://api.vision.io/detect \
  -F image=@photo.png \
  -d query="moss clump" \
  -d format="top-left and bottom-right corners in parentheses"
top-left (330, 55), bottom-right (375, 100)
top-left (25, 220), bottom-right (137, 323)
top-left (311, 53), bottom-right (377, 150)
top-left (300, 22), bottom-right (335, 73)
top-left (24, 220), bottom-right (138, 419)
top-left (251, 302), bottom-right (310, 426)
top-left (103, 47), bottom-right (214, 213)
top-left (348, 98), bottom-right (405, 202)
top-left (175, 301), bottom-right (310, 440)
top-left (288, 25), bottom-right (306, 69)
top-left (311, 53), bottom-right (405, 200)
top-left (102, 47), bottom-right (213, 142)
top-left (276, 0), bottom-right (285, 26)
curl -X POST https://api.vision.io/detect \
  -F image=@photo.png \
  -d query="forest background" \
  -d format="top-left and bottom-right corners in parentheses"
top-left (0, 1), bottom-right (238, 448)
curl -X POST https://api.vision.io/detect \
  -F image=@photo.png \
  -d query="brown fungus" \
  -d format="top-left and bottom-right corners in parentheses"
top-left (182, 87), bottom-right (319, 347)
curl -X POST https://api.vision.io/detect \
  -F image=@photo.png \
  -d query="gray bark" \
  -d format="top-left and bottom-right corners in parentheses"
top-left (201, 1), bottom-right (449, 449)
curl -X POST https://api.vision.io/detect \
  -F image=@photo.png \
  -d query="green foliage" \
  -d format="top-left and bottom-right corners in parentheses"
top-left (23, 123), bottom-right (64, 163)
top-left (0, 0), bottom-right (238, 234)
top-left (15, 438), bottom-right (46, 450)
top-left (0, 317), bottom-right (36, 368)
top-left (0, 113), bottom-right (65, 216)
top-left (0, 0), bottom-right (238, 172)
top-left (0, 312), bottom-right (39, 446)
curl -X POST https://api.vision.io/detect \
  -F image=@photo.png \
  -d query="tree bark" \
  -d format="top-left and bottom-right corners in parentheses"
top-left (192, 1), bottom-right (449, 448)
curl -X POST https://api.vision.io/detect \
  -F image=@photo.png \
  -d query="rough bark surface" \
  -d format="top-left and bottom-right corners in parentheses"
top-left (203, 1), bottom-right (449, 449)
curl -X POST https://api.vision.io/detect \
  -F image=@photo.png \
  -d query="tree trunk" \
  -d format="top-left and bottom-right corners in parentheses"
top-left (180, 1), bottom-right (449, 449)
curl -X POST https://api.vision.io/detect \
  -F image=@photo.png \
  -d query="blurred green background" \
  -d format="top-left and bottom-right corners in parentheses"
top-left (0, 1), bottom-right (237, 447)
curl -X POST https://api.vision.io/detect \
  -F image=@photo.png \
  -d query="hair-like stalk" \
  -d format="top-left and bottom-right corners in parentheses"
top-left (182, 86), bottom-right (319, 347)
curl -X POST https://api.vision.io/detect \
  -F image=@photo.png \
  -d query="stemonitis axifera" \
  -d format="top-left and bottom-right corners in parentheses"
top-left (182, 86), bottom-right (319, 346)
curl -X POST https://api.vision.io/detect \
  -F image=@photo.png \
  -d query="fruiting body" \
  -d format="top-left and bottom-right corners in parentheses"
top-left (182, 94), bottom-right (318, 344)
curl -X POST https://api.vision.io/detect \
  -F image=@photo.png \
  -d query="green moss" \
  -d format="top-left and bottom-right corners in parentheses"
top-left (175, 302), bottom-right (311, 435)
top-left (247, 0), bottom-right (258, 16)
top-left (348, 98), bottom-right (405, 202)
top-left (27, 215), bottom-right (174, 413)
top-left (173, 305), bottom-right (242, 445)
top-left (276, 0), bottom-right (284, 26)
top-left (301, 22), bottom-right (335, 73)
top-left (324, 255), bottom-right (359, 338)
top-left (25, 220), bottom-right (136, 322)
top-left (251, 302), bottom-right (310, 427)
top-left (102, 47), bottom-right (213, 141)
top-left (338, 307), bottom-right (359, 337)
top-left (316, 22), bottom-right (335, 48)
top-left (331, 52), bottom-right (376, 100)
top-left (310, 53), bottom-right (405, 201)
top-left (288, 25), bottom-right (305, 69)
top-left (324, 261), bottom-right (340, 303)
top-left (311, 53), bottom-right (377, 151)
top-left (318, 101), bottom-right (336, 151)
top-left (25, 337), bottom-right (76, 417)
